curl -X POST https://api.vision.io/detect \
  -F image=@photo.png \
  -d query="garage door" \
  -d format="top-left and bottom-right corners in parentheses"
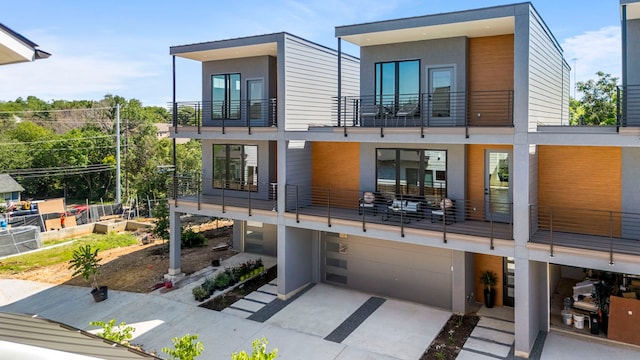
top-left (321, 233), bottom-right (452, 309)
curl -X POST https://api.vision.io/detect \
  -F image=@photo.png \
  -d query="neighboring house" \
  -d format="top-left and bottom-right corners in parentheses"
top-left (0, 174), bottom-right (24, 205)
top-left (167, 2), bottom-right (640, 357)
top-left (0, 22), bottom-right (50, 65)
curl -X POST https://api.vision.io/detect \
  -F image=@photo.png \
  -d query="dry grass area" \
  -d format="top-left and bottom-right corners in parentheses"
top-left (3, 218), bottom-right (236, 293)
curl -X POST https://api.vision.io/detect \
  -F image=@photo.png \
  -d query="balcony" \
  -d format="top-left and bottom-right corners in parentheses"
top-left (618, 85), bottom-right (640, 127)
top-left (332, 91), bottom-right (513, 136)
top-left (168, 176), bottom-right (277, 215)
top-left (530, 205), bottom-right (640, 260)
top-left (284, 185), bottom-right (513, 246)
top-left (168, 99), bottom-right (277, 134)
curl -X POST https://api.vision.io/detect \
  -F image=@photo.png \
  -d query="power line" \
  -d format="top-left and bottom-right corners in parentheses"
top-left (0, 106), bottom-right (114, 115)
top-left (0, 135), bottom-right (115, 146)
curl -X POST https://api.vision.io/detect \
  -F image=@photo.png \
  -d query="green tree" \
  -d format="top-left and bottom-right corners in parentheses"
top-left (162, 333), bottom-right (204, 360)
top-left (231, 338), bottom-right (277, 360)
top-left (89, 319), bottom-right (134, 345)
top-left (573, 71), bottom-right (619, 126)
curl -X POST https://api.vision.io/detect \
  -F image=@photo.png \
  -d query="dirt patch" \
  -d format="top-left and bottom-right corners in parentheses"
top-left (421, 314), bottom-right (479, 360)
top-left (2, 218), bottom-right (237, 293)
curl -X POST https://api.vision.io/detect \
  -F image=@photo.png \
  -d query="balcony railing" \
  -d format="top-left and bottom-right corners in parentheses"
top-left (530, 205), bottom-right (640, 262)
top-left (168, 99), bottom-right (277, 133)
top-left (618, 85), bottom-right (640, 127)
top-left (333, 91), bottom-right (513, 136)
top-left (285, 185), bottom-right (512, 246)
top-left (168, 176), bottom-right (277, 214)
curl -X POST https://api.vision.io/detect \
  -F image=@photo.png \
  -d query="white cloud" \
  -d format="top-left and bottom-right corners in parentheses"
top-left (561, 26), bottom-right (622, 85)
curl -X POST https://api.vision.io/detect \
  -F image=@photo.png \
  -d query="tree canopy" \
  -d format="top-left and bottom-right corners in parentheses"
top-left (0, 94), bottom-right (200, 203)
top-left (571, 71), bottom-right (619, 126)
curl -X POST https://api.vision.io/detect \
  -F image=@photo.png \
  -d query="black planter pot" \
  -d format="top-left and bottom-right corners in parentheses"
top-left (484, 288), bottom-right (496, 308)
top-left (91, 286), bottom-right (108, 302)
top-left (212, 259), bottom-right (221, 267)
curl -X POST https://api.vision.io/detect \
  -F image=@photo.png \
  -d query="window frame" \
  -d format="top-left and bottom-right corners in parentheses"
top-left (212, 144), bottom-right (258, 191)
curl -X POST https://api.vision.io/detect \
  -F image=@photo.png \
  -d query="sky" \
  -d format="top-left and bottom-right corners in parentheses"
top-left (0, 0), bottom-right (623, 107)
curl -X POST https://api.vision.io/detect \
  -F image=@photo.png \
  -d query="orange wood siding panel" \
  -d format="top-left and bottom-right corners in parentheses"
top-left (538, 146), bottom-right (622, 236)
top-left (468, 35), bottom-right (514, 126)
top-left (466, 144), bottom-right (513, 220)
top-left (312, 142), bottom-right (360, 208)
top-left (474, 254), bottom-right (504, 307)
top-left (607, 296), bottom-right (640, 346)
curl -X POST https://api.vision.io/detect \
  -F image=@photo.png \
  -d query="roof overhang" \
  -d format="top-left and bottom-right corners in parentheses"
top-left (0, 23), bottom-right (50, 65)
top-left (622, 1), bottom-right (640, 20)
top-left (336, 3), bottom-right (523, 47)
top-left (170, 33), bottom-right (281, 62)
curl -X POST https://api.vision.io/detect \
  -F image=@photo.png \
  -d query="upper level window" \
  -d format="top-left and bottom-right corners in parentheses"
top-left (376, 148), bottom-right (447, 201)
top-left (375, 60), bottom-right (419, 111)
top-left (213, 144), bottom-right (258, 191)
top-left (212, 73), bottom-right (240, 119)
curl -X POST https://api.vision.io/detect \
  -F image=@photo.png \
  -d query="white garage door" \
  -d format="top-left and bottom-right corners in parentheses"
top-left (321, 233), bottom-right (452, 309)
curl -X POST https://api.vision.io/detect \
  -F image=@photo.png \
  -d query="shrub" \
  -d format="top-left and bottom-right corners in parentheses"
top-left (181, 229), bottom-right (206, 248)
top-left (89, 319), bottom-right (134, 345)
top-left (67, 245), bottom-right (101, 290)
top-left (231, 337), bottom-right (277, 360)
top-left (162, 333), bottom-right (204, 360)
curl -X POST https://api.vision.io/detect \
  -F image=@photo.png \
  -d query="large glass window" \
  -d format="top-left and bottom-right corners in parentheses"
top-left (375, 60), bottom-right (419, 112)
top-left (376, 148), bottom-right (447, 201)
top-left (429, 67), bottom-right (453, 117)
top-left (213, 144), bottom-right (258, 191)
top-left (212, 73), bottom-right (240, 119)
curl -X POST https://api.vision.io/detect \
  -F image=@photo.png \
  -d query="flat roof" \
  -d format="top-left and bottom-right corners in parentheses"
top-left (335, 3), bottom-right (530, 47)
top-left (622, 1), bottom-right (640, 20)
top-left (0, 23), bottom-right (50, 65)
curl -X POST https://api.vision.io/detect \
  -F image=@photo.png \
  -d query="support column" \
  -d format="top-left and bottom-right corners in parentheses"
top-left (452, 250), bottom-right (475, 314)
top-left (165, 208), bottom-right (184, 281)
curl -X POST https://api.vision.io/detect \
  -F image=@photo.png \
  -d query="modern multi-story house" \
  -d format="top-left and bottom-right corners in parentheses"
top-left (167, 2), bottom-right (640, 357)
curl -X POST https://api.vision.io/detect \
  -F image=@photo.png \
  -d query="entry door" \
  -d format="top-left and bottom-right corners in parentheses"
top-left (247, 79), bottom-right (264, 122)
top-left (503, 257), bottom-right (515, 307)
top-left (427, 67), bottom-right (453, 124)
top-left (485, 150), bottom-right (512, 223)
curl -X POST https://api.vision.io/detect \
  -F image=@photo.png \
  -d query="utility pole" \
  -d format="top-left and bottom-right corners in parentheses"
top-left (115, 104), bottom-right (121, 204)
top-left (572, 58), bottom-right (578, 99)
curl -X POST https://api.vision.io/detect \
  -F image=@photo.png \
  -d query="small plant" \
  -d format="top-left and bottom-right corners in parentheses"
top-left (434, 344), bottom-right (446, 360)
top-left (192, 286), bottom-right (207, 301)
top-left (162, 333), bottom-right (204, 360)
top-left (448, 329), bottom-right (455, 345)
top-left (479, 270), bottom-right (498, 290)
top-left (152, 200), bottom-right (170, 241)
top-left (202, 277), bottom-right (216, 294)
top-left (231, 337), bottom-right (277, 360)
top-left (181, 228), bottom-right (206, 248)
top-left (90, 318), bottom-right (134, 345)
top-left (215, 271), bottom-right (231, 290)
top-left (68, 244), bottom-right (101, 290)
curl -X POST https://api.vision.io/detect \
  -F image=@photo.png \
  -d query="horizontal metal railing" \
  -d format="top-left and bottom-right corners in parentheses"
top-left (168, 99), bottom-right (277, 131)
top-left (168, 176), bottom-right (277, 213)
top-left (333, 91), bottom-right (513, 131)
top-left (285, 185), bottom-right (513, 245)
top-left (529, 205), bottom-right (640, 261)
top-left (618, 85), bottom-right (640, 127)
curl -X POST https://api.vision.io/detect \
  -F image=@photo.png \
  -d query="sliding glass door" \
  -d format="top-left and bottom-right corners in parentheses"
top-left (212, 73), bottom-right (240, 119)
top-left (376, 148), bottom-right (447, 200)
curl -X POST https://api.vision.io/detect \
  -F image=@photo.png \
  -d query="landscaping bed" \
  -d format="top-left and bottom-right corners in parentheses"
top-left (421, 314), bottom-right (479, 360)
top-left (200, 265), bottom-right (277, 311)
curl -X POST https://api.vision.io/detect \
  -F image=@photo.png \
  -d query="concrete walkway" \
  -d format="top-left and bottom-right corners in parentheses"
top-left (458, 306), bottom-right (515, 359)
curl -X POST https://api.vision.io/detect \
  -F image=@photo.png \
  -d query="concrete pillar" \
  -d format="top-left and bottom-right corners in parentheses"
top-left (165, 209), bottom-right (183, 280)
top-left (452, 250), bottom-right (474, 314)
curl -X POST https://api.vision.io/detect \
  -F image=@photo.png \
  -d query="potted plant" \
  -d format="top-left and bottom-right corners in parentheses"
top-left (68, 245), bottom-right (108, 302)
top-left (479, 270), bottom-right (499, 308)
top-left (192, 285), bottom-right (208, 302)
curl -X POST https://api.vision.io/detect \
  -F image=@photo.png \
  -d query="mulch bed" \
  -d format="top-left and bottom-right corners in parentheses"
top-left (199, 265), bottom-right (277, 311)
top-left (421, 314), bottom-right (479, 360)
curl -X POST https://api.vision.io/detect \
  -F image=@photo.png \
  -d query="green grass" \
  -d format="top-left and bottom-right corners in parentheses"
top-left (0, 233), bottom-right (138, 274)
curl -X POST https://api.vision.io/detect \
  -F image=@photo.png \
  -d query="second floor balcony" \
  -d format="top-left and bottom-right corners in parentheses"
top-left (333, 90), bottom-right (514, 133)
top-left (168, 99), bottom-right (277, 134)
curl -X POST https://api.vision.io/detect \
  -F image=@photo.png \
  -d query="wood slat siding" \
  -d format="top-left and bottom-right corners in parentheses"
top-left (284, 35), bottom-right (344, 131)
top-left (608, 296), bottom-right (640, 346)
top-left (538, 146), bottom-right (622, 236)
top-left (466, 144), bottom-right (513, 220)
top-left (474, 254), bottom-right (504, 307)
top-left (468, 35), bottom-right (514, 126)
top-left (528, 9), bottom-right (566, 129)
top-left (312, 142), bottom-right (360, 207)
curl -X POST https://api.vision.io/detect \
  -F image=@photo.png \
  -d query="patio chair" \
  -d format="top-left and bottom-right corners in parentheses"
top-left (395, 102), bottom-right (419, 127)
top-left (360, 104), bottom-right (381, 127)
top-left (430, 198), bottom-right (456, 224)
top-left (358, 191), bottom-right (379, 215)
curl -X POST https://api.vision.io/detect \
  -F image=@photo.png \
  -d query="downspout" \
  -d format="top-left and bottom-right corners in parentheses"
top-left (338, 37), bottom-right (343, 131)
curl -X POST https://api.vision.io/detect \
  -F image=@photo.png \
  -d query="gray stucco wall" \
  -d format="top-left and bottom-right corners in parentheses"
top-left (622, 148), bottom-right (640, 239)
top-left (626, 19), bottom-right (640, 86)
top-left (285, 142), bottom-right (313, 209)
top-left (359, 37), bottom-right (467, 97)
top-left (201, 55), bottom-right (275, 126)
top-left (281, 226), bottom-right (313, 295)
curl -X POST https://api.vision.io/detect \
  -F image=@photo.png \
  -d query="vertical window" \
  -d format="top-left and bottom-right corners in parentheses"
top-left (375, 60), bottom-right (419, 112)
top-left (212, 73), bottom-right (240, 119)
top-left (376, 148), bottom-right (447, 201)
top-left (429, 67), bottom-right (453, 117)
top-left (212, 144), bottom-right (258, 191)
